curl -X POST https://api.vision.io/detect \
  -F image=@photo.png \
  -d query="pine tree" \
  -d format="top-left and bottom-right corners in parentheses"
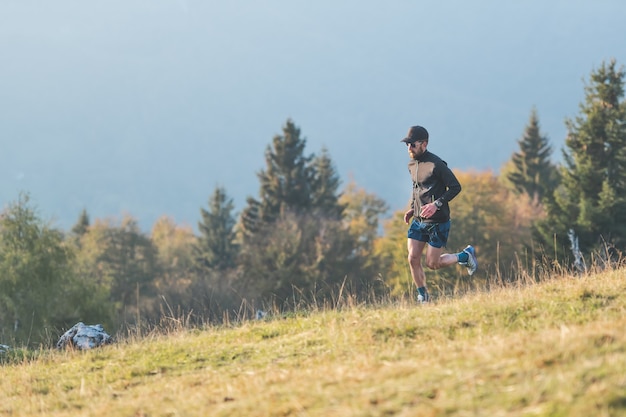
top-left (310, 147), bottom-right (344, 219)
top-left (236, 119), bottom-right (379, 308)
top-left (535, 59), bottom-right (626, 258)
top-left (255, 119), bottom-right (315, 224)
top-left (196, 186), bottom-right (238, 271)
top-left (239, 196), bottom-right (261, 238)
top-left (242, 120), bottom-right (345, 231)
top-left (71, 209), bottom-right (90, 237)
top-left (505, 108), bottom-right (559, 201)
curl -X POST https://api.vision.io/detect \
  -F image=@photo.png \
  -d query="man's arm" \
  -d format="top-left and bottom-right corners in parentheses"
top-left (438, 165), bottom-right (461, 204)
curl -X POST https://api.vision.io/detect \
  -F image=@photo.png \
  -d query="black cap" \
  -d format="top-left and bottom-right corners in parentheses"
top-left (401, 125), bottom-right (429, 143)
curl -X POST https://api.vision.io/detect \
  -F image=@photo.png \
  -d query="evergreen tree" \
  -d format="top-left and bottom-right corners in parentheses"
top-left (239, 196), bottom-right (261, 238)
top-left (253, 119), bottom-right (315, 225)
top-left (311, 147), bottom-right (345, 219)
top-left (241, 120), bottom-right (344, 232)
top-left (505, 108), bottom-right (559, 201)
top-left (69, 209), bottom-right (90, 249)
top-left (236, 119), bottom-right (380, 308)
top-left (535, 59), bottom-right (626, 259)
top-left (196, 186), bottom-right (239, 271)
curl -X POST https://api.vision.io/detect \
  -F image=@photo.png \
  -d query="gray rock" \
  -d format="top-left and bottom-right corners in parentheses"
top-left (57, 322), bottom-right (113, 350)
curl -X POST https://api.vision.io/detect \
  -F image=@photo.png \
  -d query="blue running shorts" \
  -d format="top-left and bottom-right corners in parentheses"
top-left (407, 220), bottom-right (450, 248)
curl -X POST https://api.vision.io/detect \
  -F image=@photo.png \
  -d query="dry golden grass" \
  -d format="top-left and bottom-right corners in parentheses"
top-left (2, 269), bottom-right (626, 416)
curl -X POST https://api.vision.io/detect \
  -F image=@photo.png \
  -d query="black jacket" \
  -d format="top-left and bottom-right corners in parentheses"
top-left (408, 150), bottom-right (461, 223)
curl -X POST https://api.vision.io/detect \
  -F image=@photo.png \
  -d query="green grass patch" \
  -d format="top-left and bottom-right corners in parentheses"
top-left (1, 270), bottom-right (626, 416)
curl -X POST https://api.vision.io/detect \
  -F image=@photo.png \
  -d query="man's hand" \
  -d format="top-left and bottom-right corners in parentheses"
top-left (403, 209), bottom-right (414, 224)
top-left (419, 203), bottom-right (438, 219)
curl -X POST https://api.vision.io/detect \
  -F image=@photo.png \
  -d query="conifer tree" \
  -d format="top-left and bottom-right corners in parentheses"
top-left (196, 186), bottom-right (238, 271)
top-left (311, 147), bottom-right (344, 219)
top-left (239, 196), bottom-right (261, 238)
top-left (505, 108), bottom-right (559, 201)
top-left (242, 120), bottom-right (344, 232)
top-left (253, 119), bottom-right (315, 225)
top-left (236, 119), bottom-right (379, 308)
top-left (536, 59), bottom-right (626, 258)
top-left (71, 209), bottom-right (90, 237)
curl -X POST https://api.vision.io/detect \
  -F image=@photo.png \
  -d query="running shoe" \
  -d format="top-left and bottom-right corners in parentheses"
top-left (463, 245), bottom-right (478, 276)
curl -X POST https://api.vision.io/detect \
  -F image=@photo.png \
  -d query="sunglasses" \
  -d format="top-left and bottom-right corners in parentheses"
top-left (407, 141), bottom-right (424, 148)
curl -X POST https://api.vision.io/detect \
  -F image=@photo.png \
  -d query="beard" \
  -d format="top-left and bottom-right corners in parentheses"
top-left (409, 148), bottom-right (423, 159)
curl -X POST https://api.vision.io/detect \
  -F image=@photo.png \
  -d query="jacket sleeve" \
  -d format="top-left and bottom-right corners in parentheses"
top-left (408, 162), bottom-right (416, 210)
top-left (438, 163), bottom-right (461, 204)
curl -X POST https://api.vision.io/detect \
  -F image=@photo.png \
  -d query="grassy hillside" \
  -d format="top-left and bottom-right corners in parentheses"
top-left (2, 269), bottom-right (626, 417)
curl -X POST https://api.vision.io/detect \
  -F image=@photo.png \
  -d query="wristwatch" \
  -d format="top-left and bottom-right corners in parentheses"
top-left (434, 199), bottom-right (443, 210)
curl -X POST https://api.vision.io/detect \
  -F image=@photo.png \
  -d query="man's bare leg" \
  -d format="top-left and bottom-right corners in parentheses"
top-left (408, 239), bottom-right (467, 302)
top-left (407, 238), bottom-right (427, 288)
